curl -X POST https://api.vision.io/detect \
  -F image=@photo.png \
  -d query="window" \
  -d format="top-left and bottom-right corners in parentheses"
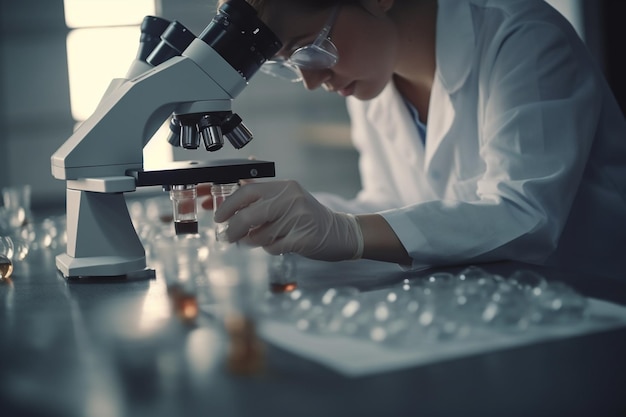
top-left (64, 0), bottom-right (172, 168)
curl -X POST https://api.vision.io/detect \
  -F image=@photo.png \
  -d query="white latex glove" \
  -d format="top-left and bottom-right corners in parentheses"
top-left (213, 180), bottom-right (364, 261)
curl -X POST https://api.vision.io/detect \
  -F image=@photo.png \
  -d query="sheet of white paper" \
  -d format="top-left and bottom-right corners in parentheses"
top-left (258, 298), bottom-right (626, 377)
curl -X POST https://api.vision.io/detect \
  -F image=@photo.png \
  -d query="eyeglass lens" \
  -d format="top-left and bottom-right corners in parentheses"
top-left (260, 6), bottom-right (340, 82)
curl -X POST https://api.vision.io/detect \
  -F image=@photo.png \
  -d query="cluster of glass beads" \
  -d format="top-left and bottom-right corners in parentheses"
top-left (262, 266), bottom-right (589, 347)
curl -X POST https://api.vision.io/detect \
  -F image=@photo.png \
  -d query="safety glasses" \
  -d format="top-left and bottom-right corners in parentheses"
top-left (260, 5), bottom-right (340, 82)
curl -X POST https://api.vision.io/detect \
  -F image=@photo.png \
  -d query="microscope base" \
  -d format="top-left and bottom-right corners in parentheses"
top-left (56, 253), bottom-right (148, 280)
top-left (60, 187), bottom-right (148, 279)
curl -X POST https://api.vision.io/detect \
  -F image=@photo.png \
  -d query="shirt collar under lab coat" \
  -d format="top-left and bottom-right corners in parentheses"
top-left (435, 0), bottom-right (476, 93)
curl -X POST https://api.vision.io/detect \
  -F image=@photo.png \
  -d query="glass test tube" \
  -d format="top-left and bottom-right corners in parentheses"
top-left (212, 182), bottom-right (239, 242)
top-left (169, 184), bottom-right (199, 235)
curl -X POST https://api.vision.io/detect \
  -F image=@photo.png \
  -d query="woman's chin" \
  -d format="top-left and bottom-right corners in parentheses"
top-left (351, 80), bottom-right (388, 101)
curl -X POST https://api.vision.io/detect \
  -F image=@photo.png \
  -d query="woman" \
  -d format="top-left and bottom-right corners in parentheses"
top-left (203, 0), bottom-right (626, 279)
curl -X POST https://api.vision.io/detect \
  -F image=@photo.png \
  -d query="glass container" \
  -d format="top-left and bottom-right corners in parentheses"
top-left (212, 182), bottom-right (239, 242)
top-left (169, 184), bottom-right (198, 235)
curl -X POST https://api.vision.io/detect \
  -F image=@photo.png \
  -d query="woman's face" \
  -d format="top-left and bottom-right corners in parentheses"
top-left (262, 2), bottom-right (399, 100)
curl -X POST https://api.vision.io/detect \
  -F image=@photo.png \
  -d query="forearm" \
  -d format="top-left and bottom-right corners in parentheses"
top-left (356, 214), bottom-right (413, 266)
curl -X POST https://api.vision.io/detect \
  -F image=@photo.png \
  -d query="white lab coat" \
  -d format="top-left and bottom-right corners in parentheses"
top-left (316, 0), bottom-right (626, 279)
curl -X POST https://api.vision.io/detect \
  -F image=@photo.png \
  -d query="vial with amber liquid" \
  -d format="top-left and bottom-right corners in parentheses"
top-left (169, 184), bottom-right (199, 235)
top-left (0, 254), bottom-right (13, 280)
top-left (0, 236), bottom-right (14, 279)
top-left (268, 254), bottom-right (298, 293)
top-left (224, 313), bottom-right (265, 375)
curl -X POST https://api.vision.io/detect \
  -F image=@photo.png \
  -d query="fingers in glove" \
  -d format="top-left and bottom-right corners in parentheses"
top-left (214, 180), bottom-right (309, 245)
top-left (238, 211), bottom-right (298, 247)
top-left (214, 183), bottom-right (260, 223)
top-left (220, 197), bottom-right (289, 242)
top-left (213, 188), bottom-right (269, 241)
top-left (214, 181), bottom-right (294, 223)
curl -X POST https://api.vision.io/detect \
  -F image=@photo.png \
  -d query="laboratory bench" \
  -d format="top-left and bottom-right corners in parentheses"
top-left (1, 240), bottom-right (625, 417)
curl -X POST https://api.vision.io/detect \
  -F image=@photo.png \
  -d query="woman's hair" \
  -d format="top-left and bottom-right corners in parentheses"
top-left (217, 0), bottom-right (360, 15)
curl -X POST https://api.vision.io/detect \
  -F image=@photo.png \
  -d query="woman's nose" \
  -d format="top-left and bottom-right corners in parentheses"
top-left (300, 68), bottom-right (331, 90)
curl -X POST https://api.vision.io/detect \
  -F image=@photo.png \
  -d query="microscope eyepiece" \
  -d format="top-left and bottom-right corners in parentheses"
top-left (137, 16), bottom-right (171, 62)
top-left (146, 21), bottom-right (197, 66)
top-left (198, 0), bottom-right (282, 81)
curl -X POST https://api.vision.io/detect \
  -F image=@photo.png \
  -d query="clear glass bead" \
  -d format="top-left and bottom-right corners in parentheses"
top-left (527, 281), bottom-right (588, 324)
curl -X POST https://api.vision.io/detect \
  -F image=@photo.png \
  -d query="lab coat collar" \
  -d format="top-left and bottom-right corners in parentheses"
top-left (435, 0), bottom-right (476, 93)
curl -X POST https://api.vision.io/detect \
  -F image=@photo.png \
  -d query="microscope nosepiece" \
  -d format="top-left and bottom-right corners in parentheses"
top-left (168, 111), bottom-right (253, 151)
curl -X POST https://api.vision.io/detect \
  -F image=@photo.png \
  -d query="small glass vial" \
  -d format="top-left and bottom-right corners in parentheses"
top-left (268, 254), bottom-right (298, 293)
top-left (169, 184), bottom-right (199, 235)
top-left (212, 182), bottom-right (239, 242)
top-left (224, 313), bottom-right (265, 375)
top-left (0, 254), bottom-right (13, 280)
top-left (168, 284), bottom-right (199, 324)
top-left (0, 236), bottom-right (14, 260)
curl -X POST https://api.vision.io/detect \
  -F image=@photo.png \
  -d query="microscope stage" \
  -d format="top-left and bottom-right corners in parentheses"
top-left (127, 158), bottom-right (275, 186)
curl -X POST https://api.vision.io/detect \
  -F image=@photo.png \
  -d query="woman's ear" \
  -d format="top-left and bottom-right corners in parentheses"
top-left (359, 0), bottom-right (395, 15)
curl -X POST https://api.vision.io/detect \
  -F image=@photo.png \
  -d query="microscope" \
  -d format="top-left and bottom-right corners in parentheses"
top-left (50, 0), bottom-right (282, 279)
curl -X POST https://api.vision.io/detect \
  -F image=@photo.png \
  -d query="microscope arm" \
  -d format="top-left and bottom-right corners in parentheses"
top-left (92, 58), bottom-right (152, 110)
top-left (51, 39), bottom-right (247, 181)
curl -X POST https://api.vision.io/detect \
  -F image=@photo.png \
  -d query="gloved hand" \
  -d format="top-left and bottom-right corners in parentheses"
top-left (198, 179), bottom-right (253, 210)
top-left (213, 180), bottom-right (364, 261)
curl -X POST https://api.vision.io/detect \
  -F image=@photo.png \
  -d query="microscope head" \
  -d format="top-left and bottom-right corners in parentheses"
top-left (161, 0), bottom-right (282, 153)
top-left (138, 0), bottom-right (281, 152)
top-left (134, 0), bottom-right (278, 82)
top-left (51, 0), bottom-right (281, 181)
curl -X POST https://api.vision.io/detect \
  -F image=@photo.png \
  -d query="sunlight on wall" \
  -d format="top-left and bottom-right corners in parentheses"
top-left (64, 0), bottom-right (171, 167)
top-left (66, 27), bottom-right (139, 121)
top-left (64, 0), bottom-right (156, 28)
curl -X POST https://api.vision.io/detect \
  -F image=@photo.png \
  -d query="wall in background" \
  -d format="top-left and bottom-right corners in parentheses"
top-left (0, 0), bottom-right (75, 209)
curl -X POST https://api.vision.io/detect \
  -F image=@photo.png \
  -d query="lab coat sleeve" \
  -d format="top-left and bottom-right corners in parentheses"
top-left (382, 20), bottom-right (602, 269)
